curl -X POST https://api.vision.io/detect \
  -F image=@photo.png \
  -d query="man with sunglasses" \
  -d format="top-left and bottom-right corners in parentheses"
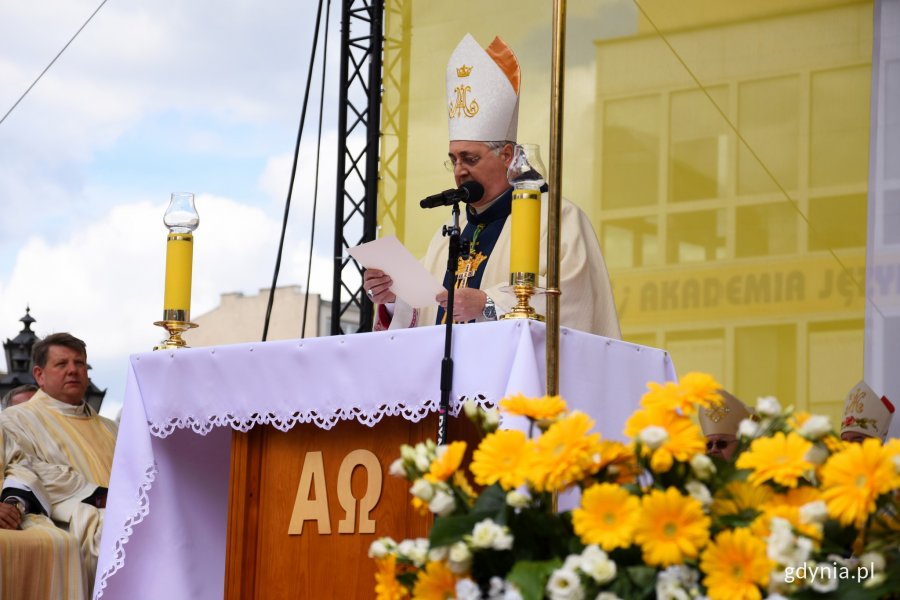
top-left (698, 390), bottom-right (751, 461)
top-left (364, 34), bottom-right (620, 339)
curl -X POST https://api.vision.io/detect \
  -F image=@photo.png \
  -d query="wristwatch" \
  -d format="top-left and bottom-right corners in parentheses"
top-left (482, 296), bottom-right (497, 321)
top-left (3, 496), bottom-right (29, 516)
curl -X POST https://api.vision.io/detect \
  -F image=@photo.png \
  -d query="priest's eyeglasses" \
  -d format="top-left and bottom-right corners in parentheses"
top-left (444, 154), bottom-right (483, 171)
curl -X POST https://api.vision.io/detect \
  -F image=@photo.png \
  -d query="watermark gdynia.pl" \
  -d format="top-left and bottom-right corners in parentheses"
top-left (784, 561), bottom-right (877, 585)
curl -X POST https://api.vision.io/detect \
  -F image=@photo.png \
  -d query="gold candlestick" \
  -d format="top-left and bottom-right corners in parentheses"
top-left (154, 192), bottom-right (200, 350)
top-left (502, 272), bottom-right (545, 322)
top-left (502, 144), bottom-right (546, 322)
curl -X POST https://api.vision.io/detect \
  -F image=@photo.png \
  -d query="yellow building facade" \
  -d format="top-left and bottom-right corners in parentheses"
top-left (379, 0), bottom-right (873, 425)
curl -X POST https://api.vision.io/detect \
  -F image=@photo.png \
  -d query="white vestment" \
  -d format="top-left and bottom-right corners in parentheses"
top-left (387, 194), bottom-right (621, 339)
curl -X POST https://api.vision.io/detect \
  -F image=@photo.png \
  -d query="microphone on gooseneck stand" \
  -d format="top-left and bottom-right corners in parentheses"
top-left (419, 181), bottom-right (484, 209)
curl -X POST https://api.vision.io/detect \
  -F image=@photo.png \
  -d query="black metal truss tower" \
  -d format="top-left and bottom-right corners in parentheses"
top-left (330, 0), bottom-right (384, 334)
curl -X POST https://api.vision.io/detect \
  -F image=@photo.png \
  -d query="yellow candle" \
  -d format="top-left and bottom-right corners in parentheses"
top-left (510, 188), bottom-right (541, 274)
top-left (164, 233), bottom-right (193, 313)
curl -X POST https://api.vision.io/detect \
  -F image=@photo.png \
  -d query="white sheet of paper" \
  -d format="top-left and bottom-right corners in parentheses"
top-left (349, 236), bottom-right (444, 308)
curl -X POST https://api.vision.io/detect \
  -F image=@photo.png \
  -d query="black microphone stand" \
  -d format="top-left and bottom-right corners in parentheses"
top-left (437, 201), bottom-right (467, 445)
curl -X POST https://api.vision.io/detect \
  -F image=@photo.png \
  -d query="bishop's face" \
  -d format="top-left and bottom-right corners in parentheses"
top-left (447, 141), bottom-right (514, 210)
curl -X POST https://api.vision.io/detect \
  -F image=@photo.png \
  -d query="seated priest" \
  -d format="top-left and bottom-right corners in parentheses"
top-left (698, 390), bottom-right (751, 462)
top-left (0, 426), bottom-right (89, 600)
top-left (840, 380), bottom-right (894, 443)
top-left (1, 384), bottom-right (38, 410)
top-left (0, 333), bottom-right (117, 597)
top-left (363, 33), bottom-right (620, 338)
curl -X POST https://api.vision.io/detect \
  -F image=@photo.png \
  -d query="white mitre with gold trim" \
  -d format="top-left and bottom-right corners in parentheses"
top-left (699, 390), bottom-right (751, 437)
top-left (446, 33), bottom-right (520, 142)
top-left (841, 380), bottom-right (894, 441)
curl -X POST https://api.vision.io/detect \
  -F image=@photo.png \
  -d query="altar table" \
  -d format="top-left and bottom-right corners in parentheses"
top-left (93, 320), bottom-right (676, 599)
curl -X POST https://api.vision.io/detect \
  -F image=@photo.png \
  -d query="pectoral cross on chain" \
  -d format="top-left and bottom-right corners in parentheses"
top-left (456, 251), bottom-right (487, 289)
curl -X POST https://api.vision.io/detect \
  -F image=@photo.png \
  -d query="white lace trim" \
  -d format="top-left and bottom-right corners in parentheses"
top-left (94, 462), bottom-right (158, 599)
top-left (95, 395), bottom-right (491, 597)
top-left (146, 397), bottom-right (490, 438)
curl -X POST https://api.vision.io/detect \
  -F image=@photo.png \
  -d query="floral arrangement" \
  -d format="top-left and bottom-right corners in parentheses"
top-left (369, 373), bottom-right (900, 600)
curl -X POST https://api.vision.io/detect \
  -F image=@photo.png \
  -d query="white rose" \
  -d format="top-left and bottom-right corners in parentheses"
top-left (506, 490), bottom-right (529, 508)
top-left (546, 568), bottom-right (585, 600)
top-left (427, 545), bottom-right (448, 562)
top-left (638, 425), bottom-right (669, 450)
top-left (804, 444), bottom-right (829, 465)
top-left (738, 418), bottom-right (760, 439)
top-left (502, 585), bottom-right (524, 600)
top-left (410, 478), bottom-right (435, 501)
top-left (448, 541), bottom-right (472, 574)
top-left (398, 538), bottom-right (428, 567)
top-left (400, 444), bottom-right (416, 462)
top-left (595, 593), bottom-right (624, 600)
top-left (483, 408), bottom-right (501, 431)
top-left (689, 453), bottom-right (716, 480)
top-left (407, 538), bottom-right (430, 567)
top-left (488, 577), bottom-right (506, 598)
top-left (797, 415), bottom-right (831, 439)
top-left (756, 396), bottom-right (782, 417)
top-left (799, 500), bottom-right (828, 525)
top-left (389, 458), bottom-right (406, 478)
top-left (414, 452), bottom-right (432, 473)
top-left (684, 480), bottom-right (712, 508)
top-left (368, 537), bottom-right (395, 559)
top-left (858, 551), bottom-right (886, 572)
top-left (579, 545), bottom-right (616, 584)
top-left (429, 489), bottom-right (456, 516)
top-left (809, 564), bottom-right (838, 593)
top-left (456, 578), bottom-right (483, 600)
top-left (470, 519), bottom-right (511, 549)
top-left (463, 398), bottom-right (480, 420)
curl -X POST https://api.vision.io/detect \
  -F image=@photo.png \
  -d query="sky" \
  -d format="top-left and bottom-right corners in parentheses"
top-left (0, 0), bottom-right (346, 418)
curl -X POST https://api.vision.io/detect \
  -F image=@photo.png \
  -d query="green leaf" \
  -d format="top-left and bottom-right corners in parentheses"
top-left (471, 484), bottom-right (507, 520)
top-left (428, 514), bottom-right (483, 547)
top-left (507, 559), bottom-right (562, 600)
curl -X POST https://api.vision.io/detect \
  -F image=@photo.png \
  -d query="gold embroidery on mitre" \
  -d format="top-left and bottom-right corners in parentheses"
top-left (704, 403), bottom-right (730, 424)
top-left (449, 84), bottom-right (479, 119)
top-left (456, 64), bottom-right (473, 77)
top-left (455, 251), bottom-right (487, 288)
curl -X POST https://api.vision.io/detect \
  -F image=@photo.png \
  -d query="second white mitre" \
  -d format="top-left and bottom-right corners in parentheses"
top-left (446, 33), bottom-right (519, 142)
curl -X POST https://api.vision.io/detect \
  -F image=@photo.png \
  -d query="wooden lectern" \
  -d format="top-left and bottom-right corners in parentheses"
top-left (224, 415), bottom-right (476, 598)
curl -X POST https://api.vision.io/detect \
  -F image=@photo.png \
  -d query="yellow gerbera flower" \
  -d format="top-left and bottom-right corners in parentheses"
top-left (776, 486), bottom-right (821, 507)
top-left (712, 481), bottom-right (774, 519)
top-left (750, 503), bottom-right (822, 542)
top-left (678, 372), bottom-right (725, 413)
top-left (452, 470), bottom-right (477, 503)
top-left (820, 437), bottom-right (900, 529)
top-left (595, 439), bottom-right (640, 484)
top-left (412, 561), bottom-right (456, 600)
top-left (787, 411), bottom-right (811, 431)
top-left (751, 486), bottom-right (823, 540)
top-left (700, 528), bottom-right (771, 600)
top-left (424, 441), bottom-right (467, 484)
top-left (822, 434), bottom-right (847, 454)
top-left (640, 373), bottom-right (723, 416)
top-left (736, 432), bottom-right (813, 488)
top-left (634, 487), bottom-right (711, 567)
top-left (624, 407), bottom-right (707, 473)
top-left (470, 429), bottom-right (530, 489)
top-left (525, 411), bottom-right (603, 492)
top-left (375, 555), bottom-right (409, 600)
top-left (500, 393), bottom-right (567, 420)
top-left (572, 482), bottom-right (640, 551)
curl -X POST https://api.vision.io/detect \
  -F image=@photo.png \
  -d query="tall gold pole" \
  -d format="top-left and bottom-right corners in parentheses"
top-left (547, 0), bottom-right (566, 398)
